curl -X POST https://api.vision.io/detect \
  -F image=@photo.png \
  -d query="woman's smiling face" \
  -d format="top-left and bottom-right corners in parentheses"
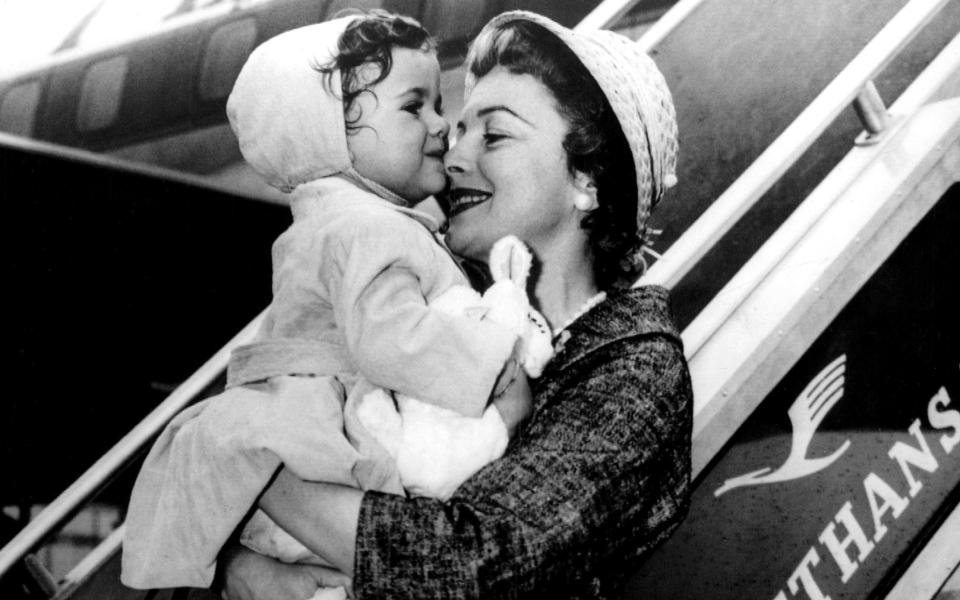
top-left (443, 66), bottom-right (582, 262)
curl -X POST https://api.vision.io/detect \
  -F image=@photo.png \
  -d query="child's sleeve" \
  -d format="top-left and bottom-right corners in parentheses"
top-left (321, 214), bottom-right (518, 418)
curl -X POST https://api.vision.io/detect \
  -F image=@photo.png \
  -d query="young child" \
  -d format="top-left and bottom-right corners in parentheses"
top-left (121, 11), bottom-right (551, 593)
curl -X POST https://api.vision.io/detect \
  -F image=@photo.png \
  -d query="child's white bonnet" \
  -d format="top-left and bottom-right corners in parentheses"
top-left (226, 17), bottom-right (357, 192)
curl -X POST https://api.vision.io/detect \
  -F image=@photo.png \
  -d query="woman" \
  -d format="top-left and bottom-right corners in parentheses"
top-left (221, 10), bottom-right (691, 599)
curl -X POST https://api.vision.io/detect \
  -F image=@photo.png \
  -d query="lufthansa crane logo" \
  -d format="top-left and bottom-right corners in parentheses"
top-left (714, 354), bottom-right (852, 497)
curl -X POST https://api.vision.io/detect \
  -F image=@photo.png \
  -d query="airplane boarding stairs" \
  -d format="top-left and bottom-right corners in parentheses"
top-left (2, 0), bottom-right (959, 598)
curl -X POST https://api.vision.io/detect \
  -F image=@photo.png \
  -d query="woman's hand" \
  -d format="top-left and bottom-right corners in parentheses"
top-left (219, 544), bottom-right (352, 600)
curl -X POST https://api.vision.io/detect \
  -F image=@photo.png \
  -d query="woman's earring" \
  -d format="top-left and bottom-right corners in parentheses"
top-left (573, 173), bottom-right (598, 212)
top-left (574, 192), bottom-right (598, 212)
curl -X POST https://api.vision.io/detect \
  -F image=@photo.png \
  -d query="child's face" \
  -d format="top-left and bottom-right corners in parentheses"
top-left (346, 47), bottom-right (450, 202)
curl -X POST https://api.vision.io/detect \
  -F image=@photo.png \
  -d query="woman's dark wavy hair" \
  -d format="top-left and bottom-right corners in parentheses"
top-left (316, 10), bottom-right (436, 132)
top-left (466, 20), bottom-right (641, 290)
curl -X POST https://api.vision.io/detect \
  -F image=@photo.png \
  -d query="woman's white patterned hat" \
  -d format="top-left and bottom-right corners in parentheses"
top-left (468, 11), bottom-right (679, 236)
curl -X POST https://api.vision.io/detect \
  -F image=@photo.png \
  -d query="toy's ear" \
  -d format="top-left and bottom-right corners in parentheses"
top-left (522, 310), bottom-right (554, 378)
top-left (488, 235), bottom-right (532, 286)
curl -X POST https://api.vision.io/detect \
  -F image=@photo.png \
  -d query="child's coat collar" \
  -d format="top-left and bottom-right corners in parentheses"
top-left (290, 177), bottom-right (442, 233)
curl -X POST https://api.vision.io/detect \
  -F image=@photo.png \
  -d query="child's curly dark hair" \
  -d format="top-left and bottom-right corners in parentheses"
top-left (316, 10), bottom-right (436, 133)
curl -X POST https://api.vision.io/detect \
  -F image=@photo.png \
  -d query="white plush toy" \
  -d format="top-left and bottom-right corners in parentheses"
top-left (433, 234), bottom-right (554, 377)
top-left (475, 235), bottom-right (554, 377)
top-left (240, 235), bottom-right (554, 571)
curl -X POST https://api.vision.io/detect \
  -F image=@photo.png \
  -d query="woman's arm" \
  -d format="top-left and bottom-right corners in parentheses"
top-left (353, 333), bottom-right (692, 599)
top-left (238, 330), bottom-right (691, 599)
top-left (258, 371), bottom-right (533, 568)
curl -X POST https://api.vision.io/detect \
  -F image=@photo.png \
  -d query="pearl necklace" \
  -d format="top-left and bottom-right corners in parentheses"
top-left (552, 291), bottom-right (607, 337)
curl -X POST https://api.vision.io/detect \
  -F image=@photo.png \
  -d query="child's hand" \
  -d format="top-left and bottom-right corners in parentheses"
top-left (492, 369), bottom-right (532, 439)
top-left (490, 341), bottom-right (522, 400)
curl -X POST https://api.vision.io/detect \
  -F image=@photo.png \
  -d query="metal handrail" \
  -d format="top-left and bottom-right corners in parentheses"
top-left (575, 0), bottom-right (644, 32)
top-left (0, 310), bottom-right (266, 576)
top-left (636, 0), bottom-right (952, 298)
top-left (681, 28), bottom-right (960, 362)
top-left (575, 0), bottom-right (707, 50)
top-left (634, 0), bottom-right (706, 52)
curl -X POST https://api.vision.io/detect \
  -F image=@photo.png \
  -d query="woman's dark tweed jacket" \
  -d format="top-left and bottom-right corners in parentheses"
top-left (355, 285), bottom-right (693, 599)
